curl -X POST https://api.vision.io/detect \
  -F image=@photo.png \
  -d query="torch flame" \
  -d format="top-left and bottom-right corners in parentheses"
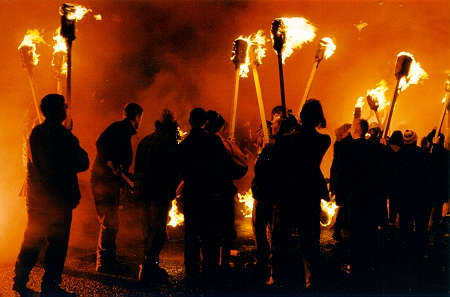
top-left (167, 199), bottom-right (184, 227)
top-left (52, 28), bottom-right (68, 75)
top-left (94, 14), bottom-right (102, 21)
top-left (237, 189), bottom-right (254, 218)
top-left (232, 30), bottom-right (267, 78)
top-left (320, 37), bottom-right (336, 60)
top-left (272, 17), bottom-right (317, 63)
top-left (355, 96), bottom-right (365, 108)
top-left (367, 80), bottom-right (389, 111)
top-left (67, 4), bottom-right (91, 21)
top-left (18, 29), bottom-right (45, 66)
top-left (320, 199), bottom-right (338, 227)
top-left (397, 52), bottom-right (428, 92)
top-left (177, 127), bottom-right (188, 144)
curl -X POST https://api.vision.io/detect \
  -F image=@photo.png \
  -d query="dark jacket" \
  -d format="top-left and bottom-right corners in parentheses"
top-left (330, 134), bottom-right (352, 204)
top-left (179, 128), bottom-right (246, 207)
top-left (278, 127), bottom-right (331, 203)
top-left (397, 144), bottom-right (432, 207)
top-left (429, 145), bottom-right (449, 204)
top-left (27, 120), bottom-right (89, 209)
top-left (92, 119), bottom-right (136, 183)
top-left (134, 130), bottom-right (180, 201)
top-left (252, 142), bottom-right (281, 203)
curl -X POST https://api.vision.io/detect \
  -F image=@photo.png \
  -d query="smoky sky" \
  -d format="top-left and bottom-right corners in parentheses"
top-left (95, 1), bottom-right (248, 109)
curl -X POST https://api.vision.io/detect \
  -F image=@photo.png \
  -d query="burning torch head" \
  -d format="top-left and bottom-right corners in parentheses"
top-left (395, 54), bottom-right (412, 80)
top-left (19, 45), bottom-right (35, 71)
top-left (231, 39), bottom-right (248, 69)
top-left (271, 19), bottom-right (285, 54)
top-left (366, 95), bottom-right (379, 111)
top-left (60, 3), bottom-right (76, 42)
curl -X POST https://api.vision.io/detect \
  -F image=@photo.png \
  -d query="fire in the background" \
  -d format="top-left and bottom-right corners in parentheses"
top-left (319, 37), bottom-right (336, 60)
top-left (397, 52), bottom-right (428, 92)
top-left (320, 199), bottom-right (339, 227)
top-left (167, 199), bottom-right (184, 227)
top-left (18, 29), bottom-right (46, 67)
top-left (52, 27), bottom-right (68, 76)
top-left (231, 30), bottom-right (267, 78)
top-left (271, 17), bottom-right (317, 63)
top-left (238, 189), bottom-right (254, 218)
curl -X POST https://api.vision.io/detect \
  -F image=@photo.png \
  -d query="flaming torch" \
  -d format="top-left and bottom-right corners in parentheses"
top-left (382, 52), bottom-right (428, 139)
top-left (18, 29), bottom-right (45, 123)
top-left (230, 38), bottom-right (248, 139)
top-left (365, 80), bottom-right (389, 129)
top-left (297, 37), bottom-right (336, 115)
top-left (432, 74), bottom-right (450, 145)
top-left (52, 28), bottom-right (68, 94)
top-left (271, 17), bottom-right (316, 117)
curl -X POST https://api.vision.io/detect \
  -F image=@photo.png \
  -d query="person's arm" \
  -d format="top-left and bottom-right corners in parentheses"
top-left (70, 134), bottom-right (89, 173)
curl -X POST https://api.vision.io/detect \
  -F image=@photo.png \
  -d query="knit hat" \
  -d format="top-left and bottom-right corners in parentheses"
top-left (403, 129), bottom-right (417, 145)
top-left (389, 130), bottom-right (403, 146)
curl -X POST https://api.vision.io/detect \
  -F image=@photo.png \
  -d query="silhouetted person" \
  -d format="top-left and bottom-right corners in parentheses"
top-left (272, 99), bottom-right (330, 288)
top-left (91, 102), bottom-right (143, 273)
top-left (251, 109), bottom-right (282, 282)
top-left (342, 117), bottom-right (385, 290)
top-left (397, 129), bottom-right (432, 290)
top-left (385, 130), bottom-right (404, 225)
top-left (330, 123), bottom-right (352, 241)
top-left (13, 94), bottom-right (89, 296)
top-left (424, 129), bottom-right (448, 228)
top-left (205, 110), bottom-right (247, 272)
top-left (179, 108), bottom-right (247, 280)
top-left (135, 109), bottom-right (180, 282)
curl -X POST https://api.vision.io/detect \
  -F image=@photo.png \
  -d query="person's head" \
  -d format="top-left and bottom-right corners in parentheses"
top-left (368, 122), bottom-right (381, 138)
top-left (189, 107), bottom-right (207, 129)
top-left (205, 110), bottom-right (225, 134)
top-left (124, 102), bottom-right (143, 130)
top-left (426, 129), bottom-right (445, 146)
top-left (403, 129), bottom-right (418, 146)
top-left (271, 105), bottom-right (283, 121)
top-left (389, 130), bottom-right (403, 152)
top-left (352, 118), bottom-right (368, 139)
top-left (40, 94), bottom-right (67, 123)
top-left (155, 109), bottom-right (178, 136)
top-left (299, 99), bottom-right (326, 129)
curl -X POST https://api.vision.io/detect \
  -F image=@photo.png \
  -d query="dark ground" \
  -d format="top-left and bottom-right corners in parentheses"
top-left (0, 186), bottom-right (448, 296)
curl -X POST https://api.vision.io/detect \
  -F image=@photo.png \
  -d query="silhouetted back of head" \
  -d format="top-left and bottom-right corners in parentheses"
top-left (40, 94), bottom-right (67, 122)
top-left (360, 119), bottom-right (369, 136)
top-left (155, 109), bottom-right (178, 134)
top-left (124, 102), bottom-right (143, 120)
top-left (389, 130), bottom-right (404, 146)
top-left (271, 105), bottom-right (283, 117)
top-left (205, 110), bottom-right (225, 134)
top-left (300, 99), bottom-right (326, 128)
top-left (189, 107), bottom-right (207, 129)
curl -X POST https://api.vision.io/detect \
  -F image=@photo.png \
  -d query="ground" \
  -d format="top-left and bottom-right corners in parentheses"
top-left (0, 190), bottom-right (448, 296)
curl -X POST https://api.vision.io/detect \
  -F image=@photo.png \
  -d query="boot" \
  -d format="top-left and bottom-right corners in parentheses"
top-left (138, 260), bottom-right (168, 282)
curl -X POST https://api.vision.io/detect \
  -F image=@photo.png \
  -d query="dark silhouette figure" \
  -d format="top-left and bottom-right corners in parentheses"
top-left (179, 108), bottom-right (247, 279)
top-left (397, 129), bottom-right (432, 290)
top-left (385, 130), bottom-right (404, 225)
top-left (91, 102), bottom-right (143, 273)
top-left (272, 99), bottom-right (331, 288)
top-left (134, 109), bottom-right (180, 282)
top-left (13, 94), bottom-right (89, 296)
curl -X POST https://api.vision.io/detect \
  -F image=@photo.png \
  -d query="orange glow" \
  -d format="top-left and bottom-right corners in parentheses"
top-left (237, 189), bottom-right (254, 218)
top-left (272, 17), bottom-right (316, 63)
top-left (52, 27), bottom-right (68, 76)
top-left (94, 14), bottom-right (102, 21)
top-left (397, 52), bottom-right (428, 92)
top-left (320, 199), bottom-right (338, 227)
top-left (167, 199), bottom-right (184, 227)
top-left (66, 4), bottom-right (91, 21)
top-left (232, 30), bottom-right (267, 78)
top-left (177, 127), bottom-right (188, 144)
top-left (355, 96), bottom-right (365, 108)
top-left (18, 29), bottom-right (45, 67)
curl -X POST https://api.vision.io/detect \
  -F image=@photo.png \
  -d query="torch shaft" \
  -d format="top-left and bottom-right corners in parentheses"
top-left (56, 77), bottom-right (63, 95)
top-left (251, 64), bottom-right (270, 144)
top-left (26, 71), bottom-right (42, 123)
top-left (382, 79), bottom-right (401, 139)
top-left (277, 53), bottom-right (287, 118)
top-left (66, 40), bottom-right (72, 118)
top-left (433, 92), bottom-right (450, 144)
top-left (297, 61), bottom-right (319, 116)
top-left (230, 69), bottom-right (240, 139)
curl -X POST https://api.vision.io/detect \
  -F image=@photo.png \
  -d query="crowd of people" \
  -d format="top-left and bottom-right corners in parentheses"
top-left (12, 93), bottom-right (449, 296)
